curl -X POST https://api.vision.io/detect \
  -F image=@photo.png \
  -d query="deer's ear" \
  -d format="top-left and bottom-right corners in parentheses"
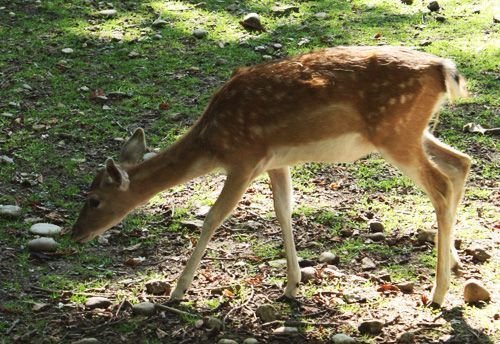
top-left (105, 158), bottom-right (130, 191)
top-left (119, 128), bottom-right (147, 165)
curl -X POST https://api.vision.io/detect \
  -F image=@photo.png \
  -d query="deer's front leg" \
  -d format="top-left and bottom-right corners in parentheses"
top-left (269, 167), bottom-right (301, 298)
top-left (170, 171), bottom-right (253, 301)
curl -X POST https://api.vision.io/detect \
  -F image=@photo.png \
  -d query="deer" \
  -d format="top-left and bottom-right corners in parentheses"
top-left (71, 46), bottom-right (471, 307)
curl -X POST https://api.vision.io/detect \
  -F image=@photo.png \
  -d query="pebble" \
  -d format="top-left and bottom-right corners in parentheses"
top-left (368, 220), bottom-right (384, 233)
top-left (145, 280), bottom-right (170, 295)
top-left (300, 266), bottom-right (316, 282)
top-left (85, 297), bottom-right (111, 309)
top-left (463, 279), bottom-right (491, 303)
top-left (417, 229), bottom-right (436, 244)
top-left (314, 12), bottom-right (328, 20)
top-left (465, 245), bottom-right (491, 262)
top-left (340, 228), bottom-right (353, 237)
top-left (27, 237), bottom-right (58, 252)
top-left (243, 338), bottom-right (258, 344)
top-left (61, 48), bottom-right (74, 54)
top-left (241, 13), bottom-right (264, 31)
top-left (181, 219), bottom-right (204, 230)
top-left (273, 326), bottom-right (298, 334)
top-left (494, 15), bottom-right (500, 23)
top-left (366, 233), bottom-right (385, 242)
top-left (217, 340), bottom-right (238, 344)
top-left (143, 152), bottom-right (158, 161)
top-left (396, 281), bottom-right (414, 294)
top-left (152, 18), bottom-right (168, 27)
top-left (397, 331), bottom-right (415, 343)
top-left (30, 223), bottom-right (62, 236)
top-left (427, 1), bottom-right (440, 12)
top-left (206, 317), bottom-right (223, 332)
top-left (193, 28), bottom-right (208, 39)
top-left (132, 302), bottom-right (156, 316)
top-left (72, 339), bottom-right (100, 344)
top-left (128, 51), bottom-right (140, 58)
top-left (256, 304), bottom-right (277, 322)
top-left (358, 320), bottom-right (384, 335)
top-left (332, 333), bottom-right (356, 344)
top-left (361, 257), bottom-right (376, 271)
top-left (319, 251), bottom-right (339, 265)
top-left (0, 205), bottom-right (22, 218)
top-left (98, 9), bottom-right (117, 17)
top-left (0, 155), bottom-right (14, 164)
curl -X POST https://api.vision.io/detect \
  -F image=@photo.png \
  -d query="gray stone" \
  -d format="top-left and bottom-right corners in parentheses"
top-left (206, 317), bottom-right (223, 332)
top-left (361, 257), bottom-right (376, 271)
top-left (271, 5), bottom-right (299, 16)
top-left (332, 333), bottom-right (356, 344)
top-left (358, 320), bottom-right (384, 335)
top-left (243, 338), bottom-right (258, 344)
top-left (256, 304), bottom-right (277, 322)
top-left (193, 28), bottom-right (208, 39)
top-left (98, 9), bottom-right (117, 17)
top-left (85, 296), bottom-right (111, 309)
top-left (366, 233), bottom-right (385, 242)
top-left (417, 229), bottom-right (436, 244)
top-left (145, 280), bottom-right (170, 295)
top-left (314, 12), bottom-right (328, 20)
top-left (319, 251), bottom-right (339, 265)
top-left (181, 219), bottom-right (204, 230)
top-left (30, 223), bottom-right (62, 236)
top-left (397, 331), bottom-right (415, 343)
top-left (427, 1), bottom-right (440, 12)
top-left (0, 155), bottom-right (14, 164)
top-left (27, 237), bottom-right (58, 252)
top-left (273, 326), bottom-right (298, 334)
top-left (301, 266), bottom-right (316, 282)
top-left (143, 152), bottom-right (158, 161)
top-left (217, 340), bottom-right (238, 344)
top-left (132, 302), bottom-right (156, 315)
top-left (241, 13), bottom-right (264, 31)
top-left (368, 220), bottom-right (384, 233)
top-left (463, 279), bottom-right (491, 303)
top-left (152, 18), bottom-right (168, 27)
top-left (396, 281), bottom-right (414, 294)
top-left (72, 339), bottom-right (99, 344)
top-left (0, 205), bottom-right (22, 218)
top-left (61, 48), bottom-right (74, 54)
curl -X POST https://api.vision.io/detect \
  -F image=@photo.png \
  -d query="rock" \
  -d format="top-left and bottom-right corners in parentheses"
top-left (319, 251), bottom-right (339, 265)
top-left (332, 333), bottom-right (356, 344)
top-left (397, 331), bottom-right (415, 343)
top-left (30, 223), bottom-right (62, 236)
top-left (366, 233), bottom-right (385, 242)
top-left (0, 155), bottom-right (14, 164)
top-left (301, 266), bottom-right (316, 282)
top-left (463, 279), bottom-right (491, 303)
top-left (152, 18), bottom-right (168, 27)
top-left (27, 237), bottom-right (58, 252)
top-left (143, 152), bottom-right (158, 161)
top-left (271, 5), bottom-right (299, 17)
top-left (299, 259), bottom-right (317, 267)
top-left (396, 281), bottom-right (414, 294)
top-left (0, 205), bottom-right (22, 218)
top-left (243, 338), bottom-right (258, 344)
top-left (273, 326), bottom-right (298, 334)
top-left (61, 48), bottom-right (74, 54)
top-left (256, 304), bottom-right (277, 322)
top-left (400, 0), bottom-right (414, 5)
top-left (218, 340), bottom-right (238, 344)
top-left (240, 13), bottom-right (265, 32)
top-left (419, 39), bottom-right (432, 46)
top-left (72, 339), bottom-right (100, 344)
top-left (465, 245), bottom-right (491, 262)
top-left (435, 15), bottom-right (446, 22)
top-left (340, 228), bottom-right (353, 237)
top-left (368, 220), bottom-right (384, 233)
top-left (98, 9), bottom-right (117, 17)
top-left (417, 229), bottom-right (436, 244)
top-left (324, 266), bottom-right (344, 278)
top-left (193, 28), bottom-right (208, 39)
top-left (181, 219), bottom-right (204, 230)
top-left (361, 257), bottom-right (376, 271)
top-left (145, 280), bottom-right (170, 295)
top-left (128, 51), bottom-right (140, 58)
top-left (132, 302), bottom-right (156, 316)
top-left (85, 297), bottom-right (111, 309)
top-left (195, 205), bottom-right (211, 217)
top-left (494, 15), bottom-right (500, 23)
top-left (206, 317), bottom-right (223, 332)
top-left (427, 1), bottom-right (440, 12)
top-left (314, 12), bottom-right (328, 20)
top-left (358, 320), bottom-right (384, 335)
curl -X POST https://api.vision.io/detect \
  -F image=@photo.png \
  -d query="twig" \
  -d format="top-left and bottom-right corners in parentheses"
top-left (6, 319), bottom-right (20, 335)
top-left (263, 319), bottom-right (340, 328)
top-left (114, 298), bottom-right (127, 318)
top-left (154, 303), bottom-right (199, 318)
top-left (30, 286), bottom-right (112, 298)
top-left (223, 285), bottom-right (255, 325)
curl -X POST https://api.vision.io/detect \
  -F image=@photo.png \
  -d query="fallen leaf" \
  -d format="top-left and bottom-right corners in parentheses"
top-left (222, 289), bottom-right (235, 298)
top-left (159, 102), bottom-right (169, 111)
top-left (32, 303), bottom-right (49, 312)
top-left (124, 257), bottom-right (146, 266)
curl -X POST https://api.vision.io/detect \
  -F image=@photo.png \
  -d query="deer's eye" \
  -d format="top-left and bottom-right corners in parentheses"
top-left (88, 196), bottom-right (101, 209)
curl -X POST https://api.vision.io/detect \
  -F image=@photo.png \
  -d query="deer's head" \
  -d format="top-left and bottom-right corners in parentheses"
top-left (71, 128), bottom-right (147, 243)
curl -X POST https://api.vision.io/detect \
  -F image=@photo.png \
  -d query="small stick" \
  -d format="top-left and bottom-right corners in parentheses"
top-left (154, 303), bottom-right (199, 318)
top-left (6, 319), bottom-right (20, 335)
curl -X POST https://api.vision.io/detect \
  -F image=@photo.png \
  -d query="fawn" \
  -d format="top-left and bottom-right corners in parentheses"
top-left (72, 46), bottom-right (471, 306)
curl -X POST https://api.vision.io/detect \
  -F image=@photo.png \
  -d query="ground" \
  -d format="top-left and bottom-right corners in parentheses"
top-left (0, 1), bottom-right (498, 343)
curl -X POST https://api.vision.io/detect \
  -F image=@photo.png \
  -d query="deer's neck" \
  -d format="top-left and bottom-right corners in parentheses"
top-left (128, 128), bottom-right (216, 202)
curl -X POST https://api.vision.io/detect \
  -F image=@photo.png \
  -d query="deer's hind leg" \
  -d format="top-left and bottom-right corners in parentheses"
top-left (378, 138), bottom-right (457, 306)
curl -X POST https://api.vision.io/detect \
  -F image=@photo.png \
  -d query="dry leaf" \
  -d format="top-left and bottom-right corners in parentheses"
top-left (159, 102), bottom-right (169, 110)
